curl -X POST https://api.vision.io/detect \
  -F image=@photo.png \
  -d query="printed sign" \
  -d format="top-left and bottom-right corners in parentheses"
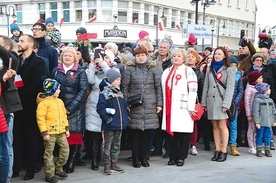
top-left (186, 24), bottom-right (213, 39)
top-left (104, 26), bottom-right (127, 38)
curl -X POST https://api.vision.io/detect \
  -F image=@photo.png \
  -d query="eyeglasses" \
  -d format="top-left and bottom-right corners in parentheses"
top-left (254, 59), bottom-right (263, 62)
top-left (31, 28), bottom-right (43, 32)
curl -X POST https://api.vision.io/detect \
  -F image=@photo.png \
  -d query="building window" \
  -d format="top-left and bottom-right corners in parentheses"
top-left (132, 2), bottom-right (139, 24)
top-left (38, 3), bottom-right (45, 23)
top-left (144, 4), bottom-right (149, 25)
top-left (180, 11), bottom-right (185, 29)
top-left (171, 10), bottom-right (176, 28)
top-left (118, 1), bottom-right (127, 22)
top-left (237, 0), bottom-right (240, 8)
top-left (245, 0), bottom-right (248, 9)
top-left (15, 4), bottom-right (22, 23)
top-left (101, 0), bottom-right (113, 22)
top-left (75, 1), bottom-right (82, 22)
top-left (50, 3), bottom-right (57, 22)
top-left (163, 8), bottom-right (168, 27)
top-left (88, 0), bottom-right (97, 20)
top-left (188, 13), bottom-right (192, 24)
top-left (63, 2), bottom-right (70, 22)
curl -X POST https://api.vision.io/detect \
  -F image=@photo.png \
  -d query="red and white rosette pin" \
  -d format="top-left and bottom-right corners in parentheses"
top-left (216, 72), bottom-right (222, 82)
top-left (175, 74), bottom-right (182, 85)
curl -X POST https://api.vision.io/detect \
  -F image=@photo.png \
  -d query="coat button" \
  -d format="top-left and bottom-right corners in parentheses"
top-left (213, 86), bottom-right (216, 88)
top-left (213, 96), bottom-right (215, 98)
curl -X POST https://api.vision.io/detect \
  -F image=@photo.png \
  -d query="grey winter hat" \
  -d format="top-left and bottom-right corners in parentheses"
top-left (251, 53), bottom-right (265, 62)
top-left (106, 69), bottom-right (121, 84)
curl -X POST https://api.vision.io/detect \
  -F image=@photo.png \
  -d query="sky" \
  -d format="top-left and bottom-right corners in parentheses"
top-left (256, 0), bottom-right (276, 29)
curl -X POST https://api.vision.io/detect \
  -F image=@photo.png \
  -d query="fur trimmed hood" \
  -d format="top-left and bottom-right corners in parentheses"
top-left (126, 59), bottom-right (157, 69)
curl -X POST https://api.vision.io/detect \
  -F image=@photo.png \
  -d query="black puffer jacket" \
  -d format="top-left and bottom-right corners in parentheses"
top-left (121, 60), bottom-right (163, 130)
top-left (192, 67), bottom-right (205, 103)
top-left (52, 63), bottom-right (88, 132)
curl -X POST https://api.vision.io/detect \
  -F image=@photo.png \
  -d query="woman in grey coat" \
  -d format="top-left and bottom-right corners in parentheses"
top-left (121, 46), bottom-right (163, 168)
top-left (202, 47), bottom-right (235, 162)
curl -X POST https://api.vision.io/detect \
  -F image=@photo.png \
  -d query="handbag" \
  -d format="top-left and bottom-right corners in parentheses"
top-left (211, 69), bottom-right (236, 121)
top-left (192, 98), bottom-right (204, 121)
top-left (127, 70), bottom-right (149, 108)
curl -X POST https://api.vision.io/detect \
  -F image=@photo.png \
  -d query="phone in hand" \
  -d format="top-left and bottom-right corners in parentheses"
top-left (238, 30), bottom-right (247, 47)
top-left (94, 48), bottom-right (105, 60)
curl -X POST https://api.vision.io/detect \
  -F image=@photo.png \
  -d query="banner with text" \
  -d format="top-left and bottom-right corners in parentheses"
top-left (186, 24), bottom-right (213, 39)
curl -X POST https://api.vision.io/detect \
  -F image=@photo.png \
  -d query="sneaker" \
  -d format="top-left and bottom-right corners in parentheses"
top-left (111, 165), bottom-right (124, 173)
top-left (55, 171), bottom-right (68, 180)
top-left (248, 147), bottom-right (256, 154)
top-left (45, 176), bottom-right (59, 183)
top-left (104, 169), bottom-right (111, 175)
top-left (190, 146), bottom-right (198, 155)
top-left (270, 141), bottom-right (276, 150)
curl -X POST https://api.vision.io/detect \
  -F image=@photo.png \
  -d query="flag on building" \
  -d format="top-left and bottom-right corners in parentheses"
top-left (175, 24), bottom-right (181, 30)
top-left (59, 18), bottom-right (64, 27)
top-left (36, 18), bottom-right (42, 23)
top-left (158, 20), bottom-right (164, 31)
top-left (132, 19), bottom-right (137, 25)
top-left (88, 16), bottom-right (96, 23)
top-left (12, 20), bottom-right (17, 24)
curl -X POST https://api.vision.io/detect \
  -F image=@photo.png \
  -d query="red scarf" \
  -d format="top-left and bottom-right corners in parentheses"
top-left (165, 66), bottom-right (176, 136)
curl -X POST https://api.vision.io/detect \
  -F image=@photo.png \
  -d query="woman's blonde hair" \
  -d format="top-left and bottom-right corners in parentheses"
top-left (60, 47), bottom-right (78, 63)
top-left (171, 48), bottom-right (188, 64)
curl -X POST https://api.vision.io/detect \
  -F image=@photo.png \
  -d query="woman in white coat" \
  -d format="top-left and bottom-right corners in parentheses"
top-left (161, 49), bottom-right (198, 166)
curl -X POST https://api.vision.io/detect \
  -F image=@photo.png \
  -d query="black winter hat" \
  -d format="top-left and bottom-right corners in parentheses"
top-left (76, 27), bottom-right (87, 34)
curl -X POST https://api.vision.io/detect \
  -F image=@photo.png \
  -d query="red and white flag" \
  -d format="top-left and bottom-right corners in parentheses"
top-left (59, 18), bottom-right (64, 27)
top-left (14, 75), bottom-right (24, 88)
top-left (158, 21), bottom-right (164, 31)
top-left (12, 20), bottom-right (17, 24)
top-left (132, 19), bottom-right (137, 25)
top-left (36, 18), bottom-right (42, 23)
top-left (87, 16), bottom-right (96, 23)
top-left (175, 24), bottom-right (181, 30)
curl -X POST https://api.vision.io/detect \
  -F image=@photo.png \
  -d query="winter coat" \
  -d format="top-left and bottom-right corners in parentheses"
top-left (97, 79), bottom-right (129, 131)
top-left (202, 65), bottom-right (235, 120)
top-left (238, 41), bottom-right (256, 74)
top-left (17, 51), bottom-right (49, 112)
top-left (45, 29), bottom-right (61, 48)
top-left (0, 46), bottom-right (22, 114)
top-left (85, 61), bottom-right (115, 132)
top-left (36, 37), bottom-right (59, 73)
top-left (253, 93), bottom-right (276, 127)
top-left (233, 71), bottom-right (244, 108)
top-left (121, 60), bottom-right (163, 130)
top-left (152, 52), bottom-right (172, 71)
top-left (52, 63), bottom-right (88, 132)
top-left (36, 92), bottom-right (69, 136)
top-left (0, 76), bottom-right (8, 134)
top-left (161, 65), bottom-right (198, 133)
top-left (192, 67), bottom-right (204, 103)
top-left (244, 64), bottom-right (275, 102)
top-left (244, 83), bottom-right (257, 117)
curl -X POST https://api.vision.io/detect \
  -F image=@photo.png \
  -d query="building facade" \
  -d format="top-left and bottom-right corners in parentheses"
top-left (0, 0), bottom-right (257, 51)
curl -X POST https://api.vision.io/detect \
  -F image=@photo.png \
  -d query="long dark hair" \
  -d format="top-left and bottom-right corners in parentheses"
top-left (210, 46), bottom-right (231, 68)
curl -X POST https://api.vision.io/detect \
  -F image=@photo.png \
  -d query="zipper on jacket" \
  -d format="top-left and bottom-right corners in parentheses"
top-left (265, 99), bottom-right (271, 127)
top-left (55, 99), bottom-right (61, 134)
top-left (116, 96), bottom-right (123, 130)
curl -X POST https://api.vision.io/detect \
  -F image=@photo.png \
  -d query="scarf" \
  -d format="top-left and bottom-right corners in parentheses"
top-left (253, 65), bottom-right (263, 72)
top-left (212, 60), bottom-right (224, 72)
top-left (165, 66), bottom-right (176, 136)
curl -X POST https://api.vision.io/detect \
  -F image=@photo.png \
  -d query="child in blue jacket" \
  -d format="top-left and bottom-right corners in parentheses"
top-left (97, 69), bottom-right (129, 175)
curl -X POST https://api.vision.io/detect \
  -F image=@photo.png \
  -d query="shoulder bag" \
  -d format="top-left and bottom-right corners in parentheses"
top-left (211, 68), bottom-right (236, 121)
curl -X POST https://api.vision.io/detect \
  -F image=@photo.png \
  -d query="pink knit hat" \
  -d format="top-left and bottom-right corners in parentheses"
top-left (139, 30), bottom-right (149, 39)
top-left (188, 33), bottom-right (197, 44)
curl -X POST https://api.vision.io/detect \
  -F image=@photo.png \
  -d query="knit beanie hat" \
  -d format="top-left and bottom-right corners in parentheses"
top-left (255, 82), bottom-right (270, 94)
top-left (106, 69), bottom-right (121, 84)
top-left (205, 47), bottom-right (212, 52)
top-left (105, 50), bottom-right (115, 63)
top-left (138, 30), bottom-right (149, 39)
top-left (164, 33), bottom-right (171, 39)
top-left (10, 23), bottom-right (20, 33)
top-left (45, 17), bottom-right (55, 26)
top-left (188, 33), bottom-right (197, 44)
top-left (248, 71), bottom-right (262, 85)
top-left (76, 27), bottom-right (87, 34)
top-left (43, 78), bottom-right (60, 96)
top-left (105, 42), bottom-right (118, 53)
top-left (230, 56), bottom-right (239, 65)
top-left (124, 47), bottom-right (133, 54)
top-left (251, 53), bottom-right (265, 62)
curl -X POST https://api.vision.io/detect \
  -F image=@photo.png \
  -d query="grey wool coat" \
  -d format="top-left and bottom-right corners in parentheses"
top-left (201, 65), bottom-right (235, 120)
top-left (121, 60), bottom-right (163, 130)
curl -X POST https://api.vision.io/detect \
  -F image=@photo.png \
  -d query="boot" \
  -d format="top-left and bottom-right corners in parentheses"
top-left (91, 138), bottom-right (101, 170)
top-left (217, 152), bottom-right (228, 162)
top-left (82, 130), bottom-right (92, 160)
top-left (265, 146), bottom-right (272, 157)
top-left (64, 145), bottom-right (78, 173)
top-left (256, 146), bottom-right (263, 157)
top-left (75, 145), bottom-right (86, 166)
top-left (230, 145), bottom-right (240, 156)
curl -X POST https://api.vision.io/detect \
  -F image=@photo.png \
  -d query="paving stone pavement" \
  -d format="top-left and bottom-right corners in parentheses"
top-left (11, 141), bottom-right (275, 183)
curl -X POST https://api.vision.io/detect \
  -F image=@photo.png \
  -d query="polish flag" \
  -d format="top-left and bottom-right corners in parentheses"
top-left (14, 75), bottom-right (24, 88)
top-left (36, 18), bottom-right (42, 23)
top-left (175, 24), bottom-right (181, 30)
top-left (87, 16), bottom-right (96, 23)
top-left (158, 21), bottom-right (164, 31)
top-left (12, 20), bottom-right (17, 24)
top-left (132, 19), bottom-right (137, 25)
top-left (59, 18), bottom-right (64, 27)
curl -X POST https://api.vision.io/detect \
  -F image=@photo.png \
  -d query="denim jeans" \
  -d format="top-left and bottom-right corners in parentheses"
top-left (256, 126), bottom-right (271, 147)
top-left (0, 132), bottom-right (9, 183)
top-left (229, 110), bottom-right (238, 146)
top-left (5, 114), bottom-right (14, 182)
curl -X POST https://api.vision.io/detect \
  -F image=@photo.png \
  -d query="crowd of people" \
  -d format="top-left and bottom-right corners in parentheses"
top-left (0, 18), bottom-right (276, 183)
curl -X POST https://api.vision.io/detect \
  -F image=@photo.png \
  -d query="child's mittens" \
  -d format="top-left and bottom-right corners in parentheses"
top-left (256, 123), bottom-right (261, 129)
top-left (43, 134), bottom-right (50, 141)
